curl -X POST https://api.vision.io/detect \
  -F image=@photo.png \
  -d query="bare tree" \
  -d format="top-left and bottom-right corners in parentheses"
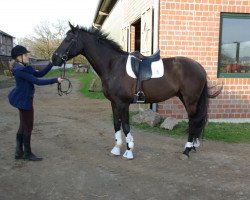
top-left (18, 20), bottom-right (67, 59)
top-left (18, 20), bottom-right (88, 65)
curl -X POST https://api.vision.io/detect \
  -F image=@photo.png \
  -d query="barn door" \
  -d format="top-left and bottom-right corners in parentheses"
top-left (121, 26), bottom-right (129, 52)
top-left (140, 7), bottom-right (153, 56)
top-left (139, 7), bottom-right (153, 111)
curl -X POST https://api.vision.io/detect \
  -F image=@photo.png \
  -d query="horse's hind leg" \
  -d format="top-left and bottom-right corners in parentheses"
top-left (180, 100), bottom-right (202, 159)
top-left (182, 134), bottom-right (200, 158)
top-left (181, 84), bottom-right (208, 159)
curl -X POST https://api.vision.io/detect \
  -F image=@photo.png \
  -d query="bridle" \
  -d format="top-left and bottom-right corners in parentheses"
top-left (54, 32), bottom-right (78, 96)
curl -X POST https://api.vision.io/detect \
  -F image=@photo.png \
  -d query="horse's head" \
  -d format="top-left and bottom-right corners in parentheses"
top-left (52, 22), bottom-right (82, 66)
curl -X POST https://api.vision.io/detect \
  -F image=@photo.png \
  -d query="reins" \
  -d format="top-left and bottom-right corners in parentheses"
top-left (57, 61), bottom-right (72, 96)
top-left (56, 34), bottom-right (77, 96)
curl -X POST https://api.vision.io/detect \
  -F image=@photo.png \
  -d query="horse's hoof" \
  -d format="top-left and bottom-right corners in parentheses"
top-left (122, 156), bottom-right (134, 160)
top-left (179, 154), bottom-right (189, 160)
top-left (110, 146), bottom-right (121, 157)
top-left (122, 150), bottom-right (134, 160)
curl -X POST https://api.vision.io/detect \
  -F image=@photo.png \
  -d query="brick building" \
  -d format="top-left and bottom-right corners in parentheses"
top-left (0, 30), bottom-right (14, 74)
top-left (94, 0), bottom-right (250, 120)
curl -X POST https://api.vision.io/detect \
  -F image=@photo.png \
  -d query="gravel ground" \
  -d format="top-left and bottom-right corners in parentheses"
top-left (1, 78), bottom-right (250, 200)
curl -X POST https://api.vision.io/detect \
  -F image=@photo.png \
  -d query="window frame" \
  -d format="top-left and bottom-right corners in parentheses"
top-left (218, 12), bottom-right (250, 78)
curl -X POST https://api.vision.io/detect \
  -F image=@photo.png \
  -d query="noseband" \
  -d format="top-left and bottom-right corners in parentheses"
top-left (54, 33), bottom-right (78, 96)
top-left (54, 35), bottom-right (78, 63)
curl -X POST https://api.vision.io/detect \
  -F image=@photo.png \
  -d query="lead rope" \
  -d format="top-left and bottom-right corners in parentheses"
top-left (57, 61), bottom-right (72, 96)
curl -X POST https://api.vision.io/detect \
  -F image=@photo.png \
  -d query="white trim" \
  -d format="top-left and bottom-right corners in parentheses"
top-left (208, 118), bottom-right (250, 123)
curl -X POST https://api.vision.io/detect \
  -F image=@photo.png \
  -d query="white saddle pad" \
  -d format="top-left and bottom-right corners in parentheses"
top-left (126, 55), bottom-right (164, 79)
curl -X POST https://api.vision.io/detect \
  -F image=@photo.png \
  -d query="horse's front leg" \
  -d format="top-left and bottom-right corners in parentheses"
top-left (120, 103), bottom-right (134, 160)
top-left (110, 102), bottom-right (134, 159)
top-left (110, 102), bottom-right (123, 156)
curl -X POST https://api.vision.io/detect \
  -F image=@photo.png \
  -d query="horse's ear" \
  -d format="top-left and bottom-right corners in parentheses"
top-left (69, 22), bottom-right (76, 32)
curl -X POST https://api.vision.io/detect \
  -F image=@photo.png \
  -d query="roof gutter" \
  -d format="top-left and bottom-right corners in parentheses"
top-left (93, 0), bottom-right (118, 28)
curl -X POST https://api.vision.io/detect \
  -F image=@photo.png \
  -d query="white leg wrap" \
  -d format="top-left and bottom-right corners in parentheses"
top-left (111, 131), bottom-right (122, 156)
top-left (111, 146), bottom-right (121, 156)
top-left (126, 133), bottom-right (134, 149)
top-left (184, 139), bottom-right (200, 149)
top-left (193, 138), bottom-right (200, 147)
top-left (115, 130), bottom-right (122, 147)
top-left (123, 150), bottom-right (134, 160)
top-left (185, 142), bottom-right (193, 149)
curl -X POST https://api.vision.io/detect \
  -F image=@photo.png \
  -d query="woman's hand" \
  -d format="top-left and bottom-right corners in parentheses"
top-left (57, 77), bottom-right (64, 83)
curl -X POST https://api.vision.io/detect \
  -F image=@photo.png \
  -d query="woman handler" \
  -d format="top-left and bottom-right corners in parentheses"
top-left (8, 45), bottom-right (63, 161)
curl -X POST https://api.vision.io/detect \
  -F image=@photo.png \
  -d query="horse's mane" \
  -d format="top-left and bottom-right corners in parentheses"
top-left (78, 27), bottom-right (127, 54)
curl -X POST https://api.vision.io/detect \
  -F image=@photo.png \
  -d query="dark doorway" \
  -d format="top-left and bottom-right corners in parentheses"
top-left (131, 18), bottom-right (141, 52)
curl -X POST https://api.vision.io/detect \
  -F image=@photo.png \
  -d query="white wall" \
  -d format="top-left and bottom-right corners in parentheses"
top-left (101, 0), bottom-right (123, 46)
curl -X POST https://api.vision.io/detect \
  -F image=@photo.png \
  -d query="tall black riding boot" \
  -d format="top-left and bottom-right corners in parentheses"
top-left (15, 134), bottom-right (24, 159)
top-left (23, 134), bottom-right (43, 161)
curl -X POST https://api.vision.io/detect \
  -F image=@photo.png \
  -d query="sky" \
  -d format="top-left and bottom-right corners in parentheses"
top-left (0, 0), bottom-right (99, 38)
top-left (222, 18), bottom-right (250, 44)
top-left (222, 18), bottom-right (250, 58)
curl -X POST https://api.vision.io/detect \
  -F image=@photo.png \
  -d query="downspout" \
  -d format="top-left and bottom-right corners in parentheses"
top-left (152, 0), bottom-right (159, 112)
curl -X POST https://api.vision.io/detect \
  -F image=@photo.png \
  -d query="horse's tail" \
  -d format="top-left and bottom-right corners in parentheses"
top-left (208, 84), bottom-right (223, 98)
top-left (188, 81), bottom-right (209, 139)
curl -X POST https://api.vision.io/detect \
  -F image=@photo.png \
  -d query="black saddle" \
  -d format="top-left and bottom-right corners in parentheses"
top-left (130, 50), bottom-right (160, 62)
top-left (130, 50), bottom-right (160, 81)
top-left (129, 50), bottom-right (161, 103)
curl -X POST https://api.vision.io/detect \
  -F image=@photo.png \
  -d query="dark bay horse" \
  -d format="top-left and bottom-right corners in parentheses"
top-left (52, 23), bottom-right (221, 160)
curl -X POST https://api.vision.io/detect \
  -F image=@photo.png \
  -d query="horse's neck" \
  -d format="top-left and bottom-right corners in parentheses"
top-left (81, 42), bottom-right (122, 78)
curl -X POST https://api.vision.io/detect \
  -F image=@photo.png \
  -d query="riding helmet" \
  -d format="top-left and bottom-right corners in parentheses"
top-left (11, 45), bottom-right (30, 59)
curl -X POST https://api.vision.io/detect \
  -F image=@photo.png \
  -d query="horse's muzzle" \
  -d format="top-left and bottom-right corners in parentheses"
top-left (52, 53), bottom-right (64, 67)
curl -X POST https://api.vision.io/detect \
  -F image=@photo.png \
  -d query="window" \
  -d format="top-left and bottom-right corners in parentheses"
top-left (218, 12), bottom-right (250, 78)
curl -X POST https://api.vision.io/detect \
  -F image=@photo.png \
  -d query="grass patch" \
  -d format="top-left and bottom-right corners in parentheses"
top-left (203, 122), bottom-right (250, 143)
top-left (47, 68), bottom-right (105, 99)
top-left (132, 121), bottom-right (187, 139)
top-left (46, 68), bottom-right (75, 77)
top-left (78, 72), bottom-right (105, 99)
top-left (130, 112), bottom-right (250, 143)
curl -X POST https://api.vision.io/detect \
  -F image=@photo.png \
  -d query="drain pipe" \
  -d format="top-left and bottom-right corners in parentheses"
top-left (152, 0), bottom-right (159, 112)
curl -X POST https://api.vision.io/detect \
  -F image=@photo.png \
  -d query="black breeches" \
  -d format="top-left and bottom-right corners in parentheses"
top-left (18, 107), bottom-right (34, 135)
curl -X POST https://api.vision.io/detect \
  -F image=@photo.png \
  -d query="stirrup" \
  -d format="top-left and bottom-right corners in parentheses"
top-left (133, 91), bottom-right (145, 103)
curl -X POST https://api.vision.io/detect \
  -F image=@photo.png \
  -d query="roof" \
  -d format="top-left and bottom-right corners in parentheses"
top-left (0, 30), bottom-right (14, 38)
top-left (93, 0), bottom-right (118, 28)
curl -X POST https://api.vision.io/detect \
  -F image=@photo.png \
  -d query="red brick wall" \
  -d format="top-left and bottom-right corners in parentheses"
top-left (130, 26), bottom-right (135, 52)
top-left (158, 0), bottom-right (250, 119)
